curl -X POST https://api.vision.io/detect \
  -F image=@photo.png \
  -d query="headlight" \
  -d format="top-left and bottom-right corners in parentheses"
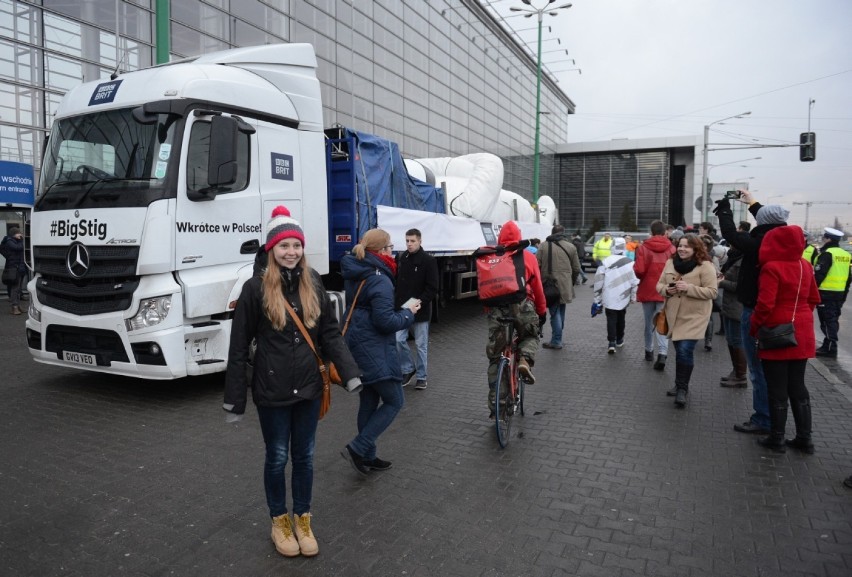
top-left (126, 295), bottom-right (172, 331)
top-left (29, 300), bottom-right (40, 322)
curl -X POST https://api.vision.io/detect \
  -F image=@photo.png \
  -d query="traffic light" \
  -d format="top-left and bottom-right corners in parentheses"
top-left (800, 132), bottom-right (815, 162)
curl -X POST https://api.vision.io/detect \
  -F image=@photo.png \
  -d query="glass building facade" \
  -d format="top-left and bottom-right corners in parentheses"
top-left (554, 137), bottom-right (700, 234)
top-left (0, 0), bottom-right (574, 201)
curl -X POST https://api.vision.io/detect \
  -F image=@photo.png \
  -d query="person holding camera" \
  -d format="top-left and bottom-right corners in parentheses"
top-left (223, 206), bottom-right (362, 558)
top-left (714, 190), bottom-right (789, 435)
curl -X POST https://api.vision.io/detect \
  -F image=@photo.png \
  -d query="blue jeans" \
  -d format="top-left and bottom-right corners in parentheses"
top-left (548, 303), bottom-right (566, 346)
top-left (673, 339), bottom-right (698, 366)
top-left (642, 301), bottom-right (668, 354)
top-left (723, 317), bottom-right (742, 348)
top-left (256, 398), bottom-right (321, 518)
top-left (396, 321), bottom-right (430, 380)
top-left (350, 379), bottom-right (404, 461)
top-left (740, 307), bottom-right (770, 428)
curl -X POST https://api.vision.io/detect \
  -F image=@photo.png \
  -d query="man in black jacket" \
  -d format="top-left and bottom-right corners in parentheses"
top-left (571, 233), bottom-right (588, 284)
top-left (395, 229), bottom-right (439, 390)
top-left (714, 190), bottom-right (789, 436)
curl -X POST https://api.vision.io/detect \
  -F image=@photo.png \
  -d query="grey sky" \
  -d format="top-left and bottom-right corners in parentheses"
top-left (487, 0), bottom-right (852, 232)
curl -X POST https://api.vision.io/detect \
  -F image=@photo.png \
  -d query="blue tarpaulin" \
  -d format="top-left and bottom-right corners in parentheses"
top-left (326, 128), bottom-right (445, 260)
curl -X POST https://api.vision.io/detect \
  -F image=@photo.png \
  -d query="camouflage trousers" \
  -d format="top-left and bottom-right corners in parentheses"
top-left (485, 299), bottom-right (540, 387)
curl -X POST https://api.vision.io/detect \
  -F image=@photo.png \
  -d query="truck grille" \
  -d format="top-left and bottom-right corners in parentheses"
top-left (34, 245), bottom-right (140, 315)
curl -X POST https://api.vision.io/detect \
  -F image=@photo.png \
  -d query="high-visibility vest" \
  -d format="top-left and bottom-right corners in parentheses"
top-left (593, 238), bottom-right (613, 261)
top-left (803, 244), bottom-right (816, 265)
top-left (820, 246), bottom-right (851, 292)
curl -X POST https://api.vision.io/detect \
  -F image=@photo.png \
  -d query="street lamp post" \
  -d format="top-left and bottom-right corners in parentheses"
top-left (701, 111), bottom-right (751, 221)
top-left (510, 0), bottom-right (572, 206)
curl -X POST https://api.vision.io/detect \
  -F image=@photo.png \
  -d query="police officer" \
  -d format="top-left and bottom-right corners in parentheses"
top-left (814, 227), bottom-right (851, 358)
top-left (802, 231), bottom-right (817, 265)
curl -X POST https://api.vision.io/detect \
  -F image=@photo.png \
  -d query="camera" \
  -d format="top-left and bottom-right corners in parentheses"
top-left (725, 190), bottom-right (742, 200)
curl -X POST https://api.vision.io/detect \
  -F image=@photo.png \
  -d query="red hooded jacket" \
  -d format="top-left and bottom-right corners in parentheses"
top-left (750, 225), bottom-right (821, 360)
top-left (634, 235), bottom-right (676, 302)
top-left (497, 221), bottom-right (547, 316)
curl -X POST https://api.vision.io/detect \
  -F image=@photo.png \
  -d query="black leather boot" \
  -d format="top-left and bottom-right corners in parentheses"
top-left (815, 341), bottom-right (837, 358)
top-left (785, 398), bottom-right (814, 454)
top-left (815, 339), bottom-right (830, 354)
top-left (653, 354), bottom-right (667, 371)
top-left (758, 400), bottom-right (788, 453)
top-left (673, 362), bottom-right (692, 408)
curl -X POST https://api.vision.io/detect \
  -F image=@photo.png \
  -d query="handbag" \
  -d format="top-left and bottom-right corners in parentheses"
top-left (2, 266), bottom-right (17, 284)
top-left (757, 262), bottom-right (802, 350)
top-left (653, 306), bottom-right (668, 335)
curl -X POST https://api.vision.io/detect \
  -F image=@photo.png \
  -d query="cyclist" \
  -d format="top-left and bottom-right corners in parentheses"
top-left (485, 221), bottom-right (547, 412)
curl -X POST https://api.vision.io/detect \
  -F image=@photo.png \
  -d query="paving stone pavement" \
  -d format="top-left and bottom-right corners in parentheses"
top-left (1, 291), bottom-right (851, 577)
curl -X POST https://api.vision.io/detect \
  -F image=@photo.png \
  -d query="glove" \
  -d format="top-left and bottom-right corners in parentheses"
top-left (712, 197), bottom-right (731, 216)
top-left (538, 314), bottom-right (547, 328)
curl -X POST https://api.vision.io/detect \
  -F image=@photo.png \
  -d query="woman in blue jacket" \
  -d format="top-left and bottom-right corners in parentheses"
top-left (224, 206), bottom-right (361, 558)
top-left (340, 228), bottom-right (420, 475)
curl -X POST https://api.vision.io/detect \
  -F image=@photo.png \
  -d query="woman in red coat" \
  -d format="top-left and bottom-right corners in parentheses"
top-left (750, 225), bottom-right (821, 454)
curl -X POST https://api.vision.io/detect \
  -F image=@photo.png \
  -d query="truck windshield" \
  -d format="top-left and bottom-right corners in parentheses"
top-left (37, 107), bottom-right (177, 211)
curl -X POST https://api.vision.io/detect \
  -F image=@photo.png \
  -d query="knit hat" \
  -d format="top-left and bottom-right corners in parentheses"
top-left (823, 227), bottom-right (844, 241)
top-left (611, 237), bottom-right (626, 255)
top-left (265, 205), bottom-right (305, 252)
top-left (670, 229), bottom-right (684, 242)
top-left (755, 204), bottom-right (789, 226)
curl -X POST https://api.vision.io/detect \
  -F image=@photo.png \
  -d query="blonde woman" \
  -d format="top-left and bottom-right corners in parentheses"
top-left (339, 229), bottom-right (421, 475)
top-left (224, 206), bottom-right (361, 558)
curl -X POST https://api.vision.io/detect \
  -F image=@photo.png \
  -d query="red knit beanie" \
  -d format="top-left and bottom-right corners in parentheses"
top-left (265, 206), bottom-right (305, 251)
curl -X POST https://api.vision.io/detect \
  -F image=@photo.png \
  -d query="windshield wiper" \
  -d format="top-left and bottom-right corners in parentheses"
top-left (74, 177), bottom-right (159, 207)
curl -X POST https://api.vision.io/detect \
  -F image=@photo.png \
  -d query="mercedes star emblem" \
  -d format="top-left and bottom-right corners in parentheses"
top-left (66, 243), bottom-right (91, 279)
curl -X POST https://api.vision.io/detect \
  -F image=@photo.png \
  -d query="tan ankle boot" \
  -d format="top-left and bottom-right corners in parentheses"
top-left (271, 513), bottom-right (300, 557)
top-left (11, 305), bottom-right (22, 315)
top-left (294, 512), bottom-right (318, 556)
top-left (518, 357), bottom-right (535, 384)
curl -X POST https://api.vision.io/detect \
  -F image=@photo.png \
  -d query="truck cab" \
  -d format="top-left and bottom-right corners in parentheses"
top-left (26, 44), bottom-right (328, 379)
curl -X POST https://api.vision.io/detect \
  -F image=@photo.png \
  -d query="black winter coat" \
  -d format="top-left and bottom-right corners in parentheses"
top-left (223, 267), bottom-right (360, 415)
top-left (394, 248), bottom-right (439, 323)
top-left (717, 200), bottom-right (785, 308)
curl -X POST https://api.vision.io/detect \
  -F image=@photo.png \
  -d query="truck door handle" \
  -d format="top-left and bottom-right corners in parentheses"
top-left (240, 239), bottom-right (260, 254)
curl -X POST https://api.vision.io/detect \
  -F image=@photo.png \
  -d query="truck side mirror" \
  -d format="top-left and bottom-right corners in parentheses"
top-left (208, 115), bottom-right (239, 188)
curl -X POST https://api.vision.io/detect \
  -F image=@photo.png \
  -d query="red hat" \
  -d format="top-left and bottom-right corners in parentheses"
top-left (265, 205), bottom-right (305, 251)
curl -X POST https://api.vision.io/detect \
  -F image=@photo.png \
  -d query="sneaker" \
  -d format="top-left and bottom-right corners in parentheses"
top-left (271, 514), bottom-right (300, 557)
top-left (542, 342), bottom-right (563, 350)
top-left (340, 445), bottom-right (369, 476)
top-left (293, 512), bottom-right (318, 557)
top-left (644, 350), bottom-right (654, 361)
top-left (414, 379), bottom-right (427, 390)
top-left (607, 342), bottom-right (616, 354)
top-left (401, 371), bottom-right (416, 387)
top-left (616, 339), bottom-right (624, 348)
top-left (364, 457), bottom-right (393, 471)
top-left (518, 357), bottom-right (535, 384)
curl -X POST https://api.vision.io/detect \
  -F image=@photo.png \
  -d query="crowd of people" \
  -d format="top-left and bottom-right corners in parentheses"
top-left (216, 192), bottom-right (850, 559)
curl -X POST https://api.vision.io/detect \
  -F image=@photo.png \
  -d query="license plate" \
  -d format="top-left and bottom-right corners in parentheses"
top-left (63, 351), bottom-right (96, 366)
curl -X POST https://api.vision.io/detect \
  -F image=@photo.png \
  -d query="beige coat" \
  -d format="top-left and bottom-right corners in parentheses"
top-left (656, 260), bottom-right (718, 340)
top-left (537, 237), bottom-right (581, 304)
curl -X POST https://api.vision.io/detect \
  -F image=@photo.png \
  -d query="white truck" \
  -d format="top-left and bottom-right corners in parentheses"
top-left (26, 44), bottom-right (551, 380)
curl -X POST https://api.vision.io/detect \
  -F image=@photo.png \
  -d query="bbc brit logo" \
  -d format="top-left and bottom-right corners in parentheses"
top-left (270, 153), bottom-right (294, 181)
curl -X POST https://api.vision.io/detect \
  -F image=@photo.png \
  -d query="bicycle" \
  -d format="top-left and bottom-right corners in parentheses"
top-left (492, 314), bottom-right (527, 448)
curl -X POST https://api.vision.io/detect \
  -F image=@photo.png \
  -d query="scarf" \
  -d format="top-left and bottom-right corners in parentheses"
top-left (369, 251), bottom-right (398, 276)
top-left (672, 254), bottom-right (698, 275)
